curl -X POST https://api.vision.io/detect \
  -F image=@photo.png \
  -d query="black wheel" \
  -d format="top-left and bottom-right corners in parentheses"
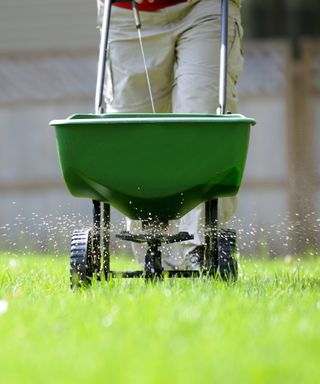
top-left (218, 229), bottom-right (238, 281)
top-left (70, 229), bottom-right (95, 289)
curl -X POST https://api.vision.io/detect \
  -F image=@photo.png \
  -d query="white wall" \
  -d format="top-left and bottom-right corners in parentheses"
top-left (0, 0), bottom-right (98, 52)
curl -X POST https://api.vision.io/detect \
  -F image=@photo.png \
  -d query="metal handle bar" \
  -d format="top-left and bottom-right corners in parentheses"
top-left (95, 0), bottom-right (132, 114)
top-left (95, 0), bottom-right (112, 114)
top-left (218, 0), bottom-right (228, 115)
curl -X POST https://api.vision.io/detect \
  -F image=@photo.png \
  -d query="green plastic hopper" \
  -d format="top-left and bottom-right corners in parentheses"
top-left (50, 113), bottom-right (255, 221)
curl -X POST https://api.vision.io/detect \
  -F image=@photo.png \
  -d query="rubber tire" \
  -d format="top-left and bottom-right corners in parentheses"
top-left (218, 229), bottom-right (238, 281)
top-left (70, 229), bottom-right (94, 289)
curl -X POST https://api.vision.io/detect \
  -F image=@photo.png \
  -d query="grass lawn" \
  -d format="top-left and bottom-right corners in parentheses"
top-left (0, 253), bottom-right (320, 383)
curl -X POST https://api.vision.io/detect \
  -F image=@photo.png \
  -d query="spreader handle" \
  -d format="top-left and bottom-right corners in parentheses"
top-left (217, 0), bottom-right (228, 115)
top-left (95, 0), bottom-right (136, 114)
top-left (96, 0), bottom-right (229, 114)
top-left (95, 0), bottom-right (113, 114)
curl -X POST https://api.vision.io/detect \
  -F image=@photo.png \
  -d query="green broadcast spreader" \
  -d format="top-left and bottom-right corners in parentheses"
top-left (50, 0), bottom-right (255, 287)
top-left (52, 113), bottom-right (253, 221)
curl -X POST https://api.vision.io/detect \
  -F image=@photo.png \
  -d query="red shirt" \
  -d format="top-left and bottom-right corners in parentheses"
top-left (113, 0), bottom-right (187, 12)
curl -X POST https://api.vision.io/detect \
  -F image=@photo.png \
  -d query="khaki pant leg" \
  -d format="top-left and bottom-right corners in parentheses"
top-left (99, 6), bottom-right (175, 113)
top-left (171, 0), bottom-right (243, 256)
top-left (97, 6), bottom-right (177, 265)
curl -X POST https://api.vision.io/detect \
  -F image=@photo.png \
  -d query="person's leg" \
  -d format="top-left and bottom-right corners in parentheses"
top-left (172, 0), bottom-right (243, 258)
top-left (172, 0), bottom-right (243, 127)
top-left (97, 5), bottom-right (177, 265)
top-left (98, 5), bottom-right (175, 113)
